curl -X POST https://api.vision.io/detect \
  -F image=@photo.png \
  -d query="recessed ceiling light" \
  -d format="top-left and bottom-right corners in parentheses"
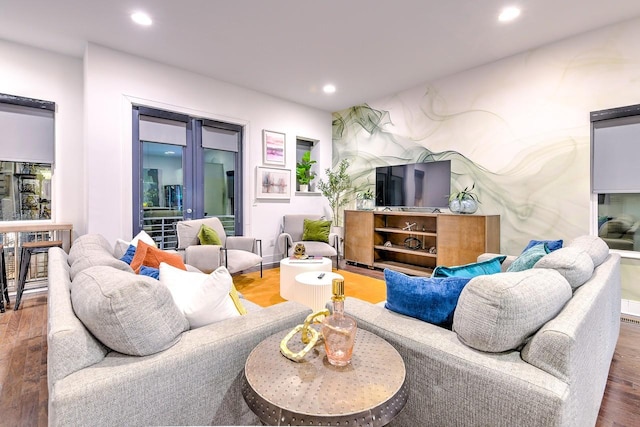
top-left (131, 11), bottom-right (152, 26)
top-left (322, 84), bottom-right (336, 94)
top-left (498, 6), bottom-right (521, 22)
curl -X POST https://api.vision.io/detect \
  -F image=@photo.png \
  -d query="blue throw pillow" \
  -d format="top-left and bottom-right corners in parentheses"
top-left (507, 243), bottom-right (550, 272)
top-left (120, 244), bottom-right (137, 264)
top-left (139, 265), bottom-right (160, 280)
top-left (384, 269), bottom-right (471, 327)
top-left (432, 255), bottom-right (506, 278)
top-left (522, 239), bottom-right (563, 253)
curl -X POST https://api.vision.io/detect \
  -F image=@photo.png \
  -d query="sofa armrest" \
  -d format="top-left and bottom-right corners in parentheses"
top-left (277, 232), bottom-right (293, 257)
top-left (49, 301), bottom-right (313, 427)
top-left (342, 298), bottom-right (568, 427)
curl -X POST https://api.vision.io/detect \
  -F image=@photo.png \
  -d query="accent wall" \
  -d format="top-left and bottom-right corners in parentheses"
top-left (332, 18), bottom-right (640, 314)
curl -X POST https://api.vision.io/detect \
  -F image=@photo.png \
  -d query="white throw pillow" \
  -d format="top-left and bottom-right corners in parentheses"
top-left (159, 263), bottom-right (240, 329)
top-left (113, 230), bottom-right (157, 258)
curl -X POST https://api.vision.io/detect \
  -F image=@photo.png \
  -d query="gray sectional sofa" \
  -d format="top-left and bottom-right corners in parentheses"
top-left (47, 234), bottom-right (311, 426)
top-left (344, 235), bottom-right (621, 427)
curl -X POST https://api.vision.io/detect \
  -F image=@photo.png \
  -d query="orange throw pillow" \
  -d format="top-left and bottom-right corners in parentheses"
top-left (130, 241), bottom-right (187, 273)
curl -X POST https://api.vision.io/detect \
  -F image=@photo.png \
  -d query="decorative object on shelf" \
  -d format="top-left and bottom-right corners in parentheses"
top-left (322, 278), bottom-right (357, 366)
top-left (428, 246), bottom-right (437, 254)
top-left (404, 236), bottom-right (422, 250)
top-left (403, 222), bottom-right (416, 231)
top-left (296, 151), bottom-right (316, 192)
top-left (449, 183), bottom-right (480, 214)
top-left (262, 129), bottom-right (286, 166)
top-left (317, 159), bottom-right (352, 227)
top-left (280, 310), bottom-right (330, 362)
top-left (293, 243), bottom-right (307, 259)
top-left (356, 188), bottom-right (374, 210)
top-left (255, 166), bottom-right (291, 199)
top-left (384, 241), bottom-right (392, 247)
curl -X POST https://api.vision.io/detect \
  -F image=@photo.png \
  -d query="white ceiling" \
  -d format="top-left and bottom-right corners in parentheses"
top-left (2, 0), bottom-right (640, 112)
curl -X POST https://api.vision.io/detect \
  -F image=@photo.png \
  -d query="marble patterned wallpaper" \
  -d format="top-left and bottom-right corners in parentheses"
top-left (332, 17), bottom-right (640, 258)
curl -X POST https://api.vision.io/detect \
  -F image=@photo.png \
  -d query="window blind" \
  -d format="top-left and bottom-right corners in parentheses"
top-left (0, 102), bottom-right (54, 163)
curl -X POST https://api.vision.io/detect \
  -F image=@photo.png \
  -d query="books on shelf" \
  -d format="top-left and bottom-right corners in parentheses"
top-left (288, 255), bottom-right (325, 263)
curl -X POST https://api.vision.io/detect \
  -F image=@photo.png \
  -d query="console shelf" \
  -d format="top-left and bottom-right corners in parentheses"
top-left (345, 210), bottom-right (500, 277)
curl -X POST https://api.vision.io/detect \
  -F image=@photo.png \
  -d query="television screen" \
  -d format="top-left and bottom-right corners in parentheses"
top-left (375, 160), bottom-right (451, 209)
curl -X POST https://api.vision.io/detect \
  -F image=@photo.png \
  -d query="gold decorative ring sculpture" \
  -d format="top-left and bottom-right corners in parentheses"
top-left (280, 309), bottom-right (330, 362)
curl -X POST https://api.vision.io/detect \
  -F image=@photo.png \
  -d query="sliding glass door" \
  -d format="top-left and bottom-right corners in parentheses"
top-left (132, 107), bottom-right (243, 248)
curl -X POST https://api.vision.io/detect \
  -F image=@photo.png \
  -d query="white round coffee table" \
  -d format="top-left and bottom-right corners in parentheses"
top-left (293, 271), bottom-right (344, 312)
top-left (279, 257), bottom-right (332, 300)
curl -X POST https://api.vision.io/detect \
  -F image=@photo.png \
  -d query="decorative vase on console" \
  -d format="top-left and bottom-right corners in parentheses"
top-left (448, 183), bottom-right (479, 214)
top-left (356, 188), bottom-right (375, 210)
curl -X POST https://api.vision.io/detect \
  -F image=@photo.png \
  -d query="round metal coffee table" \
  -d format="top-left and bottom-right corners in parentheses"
top-left (242, 328), bottom-right (408, 426)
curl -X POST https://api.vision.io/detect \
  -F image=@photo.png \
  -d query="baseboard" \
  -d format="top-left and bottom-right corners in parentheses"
top-left (621, 298), bottom-right (640, 317)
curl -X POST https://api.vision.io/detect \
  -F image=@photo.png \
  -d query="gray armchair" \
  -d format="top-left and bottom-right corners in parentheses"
top-left (176, 217), bottom-right (263, 276)
top-left (278, 214), bottom-right (339, 269)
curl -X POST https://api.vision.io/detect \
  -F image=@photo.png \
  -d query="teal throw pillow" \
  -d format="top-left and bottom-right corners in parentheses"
top-left (522, 239), bottom-right (563, 253)
top-left (384, 269), bottom-right (471, 328)
top-left (302, 219), bottom-right (331, 243)
top-left (432, 255), bottom-right (506, 278)
top-left (507, 243), bottom-right (550, 272)
top-left (198, 224), bottom-right (222, 246)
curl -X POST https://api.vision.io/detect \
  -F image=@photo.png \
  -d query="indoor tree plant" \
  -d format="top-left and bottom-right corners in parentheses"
top-left (295, 151), bottom-right (316, 192)
top-left (448, 183), bottom-right (480, 214)
top-left (317, 158), bottom-right (352, 226)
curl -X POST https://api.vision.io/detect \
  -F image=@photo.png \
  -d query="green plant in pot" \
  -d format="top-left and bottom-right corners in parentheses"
top-left (449, 183), bottom-right (480, 214)
top-left (356, 188), bottom-right (375, 210)
top-left (296, 151), bottom-right (316, 192)
top-left (317, 159), bottom-right (352, 226)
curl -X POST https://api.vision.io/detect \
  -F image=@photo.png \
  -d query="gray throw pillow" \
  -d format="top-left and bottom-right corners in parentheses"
top-left (567, 235), bottom-right (609, 267)
top-left (534, 247), bottom-right (594, 290)
top-left (453, 269), bottom-right (572, 353)
top-left (71, 266), bottom-right (189, 356)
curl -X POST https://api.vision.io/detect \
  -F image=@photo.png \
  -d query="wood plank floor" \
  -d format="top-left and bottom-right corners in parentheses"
top-left (0, 263), bottom-right (638, 427)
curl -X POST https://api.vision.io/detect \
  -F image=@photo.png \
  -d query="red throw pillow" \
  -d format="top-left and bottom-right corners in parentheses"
top-left (130, 241), bottom-right (187, 273)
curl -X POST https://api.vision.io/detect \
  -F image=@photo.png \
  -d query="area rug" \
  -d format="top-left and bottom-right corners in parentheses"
top-left (234, 267), bottom-right (386, 307)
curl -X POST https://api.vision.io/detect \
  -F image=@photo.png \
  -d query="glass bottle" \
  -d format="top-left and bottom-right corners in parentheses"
top-left (322, 278), bottom-right (357, 366)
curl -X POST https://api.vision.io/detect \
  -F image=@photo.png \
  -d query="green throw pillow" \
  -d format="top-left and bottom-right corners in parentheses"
top-left (197, 224), bottom-right (222, 246)
top-left (302, 219), bottom-right (331, 243)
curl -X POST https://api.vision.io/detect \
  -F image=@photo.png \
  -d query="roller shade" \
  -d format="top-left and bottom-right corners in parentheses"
top-left (592, 115), bottom-right (640, 193)
top-left (202, 126), bottom-right (239, 152)
top-left (0, 103), bottom-right (54, 163)
top-left (139, 115), bottom-right (187, 146)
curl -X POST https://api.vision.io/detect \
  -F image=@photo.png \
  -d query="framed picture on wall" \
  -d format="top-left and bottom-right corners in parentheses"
top-left (256, 166), bottom-right (291, 199)
top-left (263, 130), bottom-right (286, 166)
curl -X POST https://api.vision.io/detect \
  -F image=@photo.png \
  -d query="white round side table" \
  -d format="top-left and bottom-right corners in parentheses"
top-left (293, 271), bottom-right (344, 312)
top-left (279, 257), bottom-right (332, 300)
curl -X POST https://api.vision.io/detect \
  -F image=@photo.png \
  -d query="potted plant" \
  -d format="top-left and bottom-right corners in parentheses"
top-left (296, 151), bottom-right (316, 192)
top-left (317, 159), bottom-right (352, 226)
top-left (356, 188), bottom-right (375, 210)
top-left (448, 183), bottom-right (480, 214)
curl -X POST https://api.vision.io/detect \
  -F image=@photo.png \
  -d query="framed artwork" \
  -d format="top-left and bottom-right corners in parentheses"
top-left (256, 166), bottom-right (291, 199)
top-left (263, 130), bottom-right (286, 166)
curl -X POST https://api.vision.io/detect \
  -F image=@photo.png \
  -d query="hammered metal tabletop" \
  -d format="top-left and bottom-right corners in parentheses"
top-left (242, 328), bottom-right (408, 426)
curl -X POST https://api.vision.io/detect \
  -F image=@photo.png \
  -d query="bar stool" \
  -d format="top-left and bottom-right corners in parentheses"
top-left (14, 240), bottom-right (62, 310)
top-left (0, 244), bottom-right (10, 313)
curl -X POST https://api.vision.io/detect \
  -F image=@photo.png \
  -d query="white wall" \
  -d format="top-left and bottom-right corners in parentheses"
top-left (84, 43), bottom-right (332, 263)
top-left (0, 39), bottom-right (84, 237)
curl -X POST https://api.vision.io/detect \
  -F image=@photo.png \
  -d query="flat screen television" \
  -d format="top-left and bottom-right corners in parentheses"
top-left (375, 160), bottom-right (451, 210)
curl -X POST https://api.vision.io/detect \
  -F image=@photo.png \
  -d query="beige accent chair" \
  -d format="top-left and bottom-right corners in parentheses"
top-left (278, 214), bottom-right (339, 269)
top-left (176, 217), bottom-right (262, 276)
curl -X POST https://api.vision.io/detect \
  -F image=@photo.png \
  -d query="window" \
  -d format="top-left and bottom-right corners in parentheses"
top-left (295, 137), bottom-right (318, 192)
top-left (591, 104), bottom-right (640, 252)
top-left (0, 94), bottom-right (55, 221)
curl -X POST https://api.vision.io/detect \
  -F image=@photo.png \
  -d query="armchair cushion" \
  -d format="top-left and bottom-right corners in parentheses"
top-left (225, 249), bottom-right (262, 274)
top-left (184, 245), bottom-right (222, 274)
top-left (302, 219), bottom-right (331, 243)
top-left (197, 223), bottom-right (222, 246)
